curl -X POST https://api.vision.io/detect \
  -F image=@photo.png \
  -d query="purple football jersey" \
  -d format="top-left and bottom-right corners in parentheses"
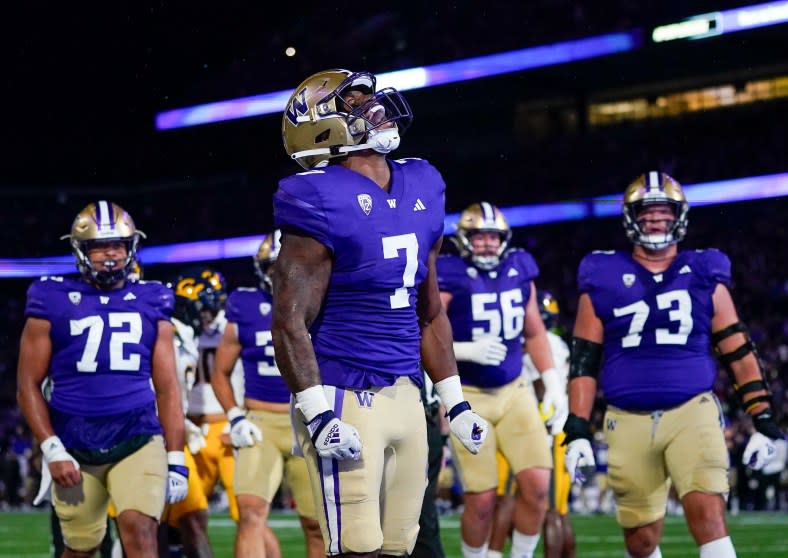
top-left (578, 249), bottom-right (731, 411)
top-left (225, 288), bottom-right (290, 404)
top-left (437, 249), bottom-right (539, 387)
top-left (273, 158), bottom-right (446, 389)
top-left (24, 276), bottom-right (173, 449)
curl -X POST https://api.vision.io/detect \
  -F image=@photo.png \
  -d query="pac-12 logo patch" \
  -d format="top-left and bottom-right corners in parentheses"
top-left (68, 291), bottom-right (81, 305)
top-left (622, 273), bottom-right (636, 287)
top-left (357, 194), bottom-right (373, 215)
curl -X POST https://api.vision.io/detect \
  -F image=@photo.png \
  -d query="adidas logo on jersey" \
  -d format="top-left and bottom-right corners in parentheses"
top-left (413, 198), bottom-right (426, 211)
top-left (679, 265), bottom-right (692, 274)
top-left (507, 268), bottom-right (518, 277)
top-left (123, 292), bottom-right (136, 301)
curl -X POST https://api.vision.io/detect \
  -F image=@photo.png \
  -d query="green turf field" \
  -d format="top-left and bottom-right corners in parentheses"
top-left (1, 510), bottom-right (786, 557)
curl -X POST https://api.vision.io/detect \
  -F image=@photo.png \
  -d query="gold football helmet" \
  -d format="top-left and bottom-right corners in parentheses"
top-left (253, 230), bottom-right (281, 291)
top-left (623, 171), bottom-right (689, 250)
top-left (538, 290), bottom-right (560, 330)
top-left (453, 202), bottom-right (512, 270)
top-left (61, 200), bottom-right (145, 286)
top-left (282, 69), bottom-right (413, 169)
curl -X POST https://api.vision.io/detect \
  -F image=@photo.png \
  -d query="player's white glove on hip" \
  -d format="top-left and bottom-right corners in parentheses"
top-left (165, 451), bottom-right (189, 504)
top-left (742, 431), bottom-right (777, 471)
top-left (306, 410), bottom-right (363, 461)
top-left (540, 367), bottom-right (569, 434)
top-left (447, 402), bottom-right (488, 455)
top-left (184, 419), bottom-right (207, 455)
top-left (454, 337), bottom-right (507, 366)
top-left (227, 407), bottom-right (263, 448)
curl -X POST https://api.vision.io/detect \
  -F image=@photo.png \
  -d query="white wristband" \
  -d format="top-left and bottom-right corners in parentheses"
top-left (40, 435), bottom-right (66, 462)
top-left (227, 406), bottom-right (245, 423)
top-left (295, 385), bottom-right (331, 423)
top-left (167, 451), bottom-right (186, 466)
top-left (433, 375), bottom-right (464, 413)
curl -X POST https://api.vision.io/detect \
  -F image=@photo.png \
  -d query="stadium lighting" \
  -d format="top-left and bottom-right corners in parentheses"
top-left (155, 31), bottom-right (642, 130)
top-left (2, 172), bottom-right (787, 278)
top-left (651, 1), bottom-right (788, 42)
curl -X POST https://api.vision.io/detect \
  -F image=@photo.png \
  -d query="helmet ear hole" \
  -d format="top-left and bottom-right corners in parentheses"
top-left (315, 129), bottom-right (330, 143)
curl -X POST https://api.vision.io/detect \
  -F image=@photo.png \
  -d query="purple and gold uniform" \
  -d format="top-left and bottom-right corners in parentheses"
top-left (226, 287), bottom-right (315, 520)
top-left (579, 249), bottom-right (731, 527)
top-left (25, 275), bottom-right (172, 548)
top-left (437, 249), bottom-right (551, 492)
top-left (274, 158), bottom-right (445, 555)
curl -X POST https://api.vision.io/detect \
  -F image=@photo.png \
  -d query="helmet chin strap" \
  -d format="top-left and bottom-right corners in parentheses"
top-left (290, 127), bottom-right (401, 161)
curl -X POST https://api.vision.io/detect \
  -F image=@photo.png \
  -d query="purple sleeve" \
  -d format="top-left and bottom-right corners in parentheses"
top-left (436, 255), bottom-right (463, 293)
top-left (515, 250), bottom-right (539, 284)
top-left (225, 291), bottom-right (242, 322)
top-left (700, 249), bottom-right (732, 288)
top-left (273, 175), bottom-right (333, 251)
top-left (24, 279), bottom-right (51, 320)
top-left (577, 253), bottom-right (598, 294)
top-left (149, 283), bottom-right (174, 321)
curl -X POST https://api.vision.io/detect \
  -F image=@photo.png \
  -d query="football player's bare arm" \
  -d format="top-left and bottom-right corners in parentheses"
top-left (271, 231), bottom-right (331, 394)
top-left (711, 283), bottom-right (768, 413)
top-left (524, 283), bottom-right (555, 372)
top-left (16, 318), bottom-right (55, 443)
top-left (211, 322), bottom-right (243, 412)
top-left (152, 320), bottom-right (185, 451)
top-left (17, 317), bottom-right (81, 486)
top-left (419, 237), bottom-right (459, 384)
top-left (568, 293), bottom-right (603, 420)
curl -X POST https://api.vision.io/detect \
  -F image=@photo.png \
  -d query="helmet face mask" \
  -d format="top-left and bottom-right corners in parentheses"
top-left (282, 69), bottom-right (413, 169)
top-left (623, 171), bottom-right (689, 250)
top-left (62, 201), bottom-right (145, 287)
top-left (253, 230), bottom-right (281, 291)
top-left (453, 202), bottom-right (512, 270)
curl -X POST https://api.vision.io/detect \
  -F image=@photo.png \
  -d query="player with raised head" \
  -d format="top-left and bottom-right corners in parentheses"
top-left (564, 171), bottom-right (785, 558)
top-left (272, 68), bottom-right (488, 557)
top-left (17, 201), bottom-right (187, 558)
top-left (438, 202), bottom-right (563, 558)
top-left (212, 231), bottom-right (323, 558)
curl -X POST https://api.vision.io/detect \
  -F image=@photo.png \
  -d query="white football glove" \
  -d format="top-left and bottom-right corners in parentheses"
top-left (742, 432), bottom-right (777, 471)
top-left (165, 451), bottom-right (189, 504)
top-left (447, 402), bottom-right (488, 455)
top-left (184, 419), bottom-right (207, 455)
top-left (306, 410), bottom-right (363, 461)
top-left (454, 336), bottom-right (508, 366)
top-left (565, 439), bottom-right (595, 483)
top-left (540, 368), bottom-right (569, 434)
top-left (227, 407), bottom-right (263, 448)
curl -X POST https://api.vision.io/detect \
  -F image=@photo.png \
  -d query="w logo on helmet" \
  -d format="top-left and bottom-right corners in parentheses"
top-left (285, 87), bottom-right (309, 125)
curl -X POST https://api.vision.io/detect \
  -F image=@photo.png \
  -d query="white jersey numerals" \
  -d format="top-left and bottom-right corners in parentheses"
top-left (254, 330), bottom-right (280, 376)
top-left (470, 288), bottom-right (524, 340)
top-left (612, 289), bottom-right (694, 348)
top-left (382, 233), bottom-right (419, 309)
top-left (70, 312), bottom-right (142, 372)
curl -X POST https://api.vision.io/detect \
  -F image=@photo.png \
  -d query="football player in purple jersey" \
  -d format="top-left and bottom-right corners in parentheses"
top-left (272, 68), bottom-right (488, 558)
top-left (17, 201), bottom-right (187, 558)
top-left (212, 231), bottom-right (324, 558)
top-left (438, 202), bottom-right (564, 558)
top-left (564, 172), bottom-right (785, 558)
